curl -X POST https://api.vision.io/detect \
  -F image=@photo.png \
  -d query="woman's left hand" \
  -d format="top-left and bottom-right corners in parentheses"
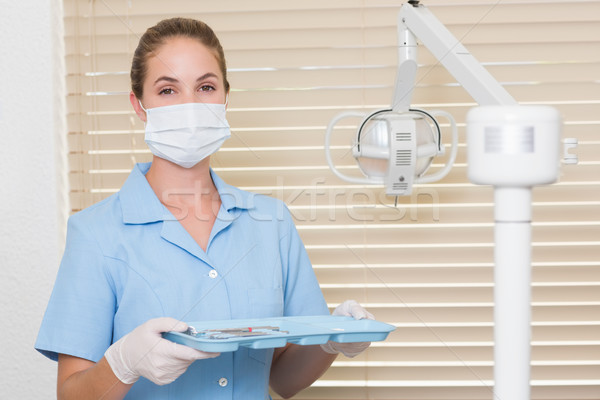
top-left (320, 300), bottom-right (374, 357)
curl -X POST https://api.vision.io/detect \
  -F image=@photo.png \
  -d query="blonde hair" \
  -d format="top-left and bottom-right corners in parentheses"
top-left (130, 17), bottom-right (230, 99)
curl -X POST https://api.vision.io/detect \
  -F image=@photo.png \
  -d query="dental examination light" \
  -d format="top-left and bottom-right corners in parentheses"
top-left (325, 105), bottom-right (458, 196)
top-left (325, 2), bottom-right (577, 400)
top-left (324, 38), bottom-right (459, 195)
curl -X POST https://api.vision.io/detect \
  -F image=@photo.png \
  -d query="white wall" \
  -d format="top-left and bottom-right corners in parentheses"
top-left (0, 0), bottom-right (66, 396)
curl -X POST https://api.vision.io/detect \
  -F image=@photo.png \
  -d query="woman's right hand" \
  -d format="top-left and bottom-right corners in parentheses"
top-left (104, 317), bottom-right (219, 385)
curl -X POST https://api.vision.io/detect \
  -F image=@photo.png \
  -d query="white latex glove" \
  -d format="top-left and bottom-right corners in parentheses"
top-left (320, 300), bottom-right (375, 358)
top-left (105, 317), bottom-right (219, 385)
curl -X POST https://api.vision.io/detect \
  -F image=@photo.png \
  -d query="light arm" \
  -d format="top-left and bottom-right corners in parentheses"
top-left (392, 23), bottom-right (419, 112)
top-left (396, 2), bottom-right (518, 107)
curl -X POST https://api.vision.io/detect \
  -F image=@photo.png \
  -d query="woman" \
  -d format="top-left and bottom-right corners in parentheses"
top-left (36, 18), bottom-right (372, 399)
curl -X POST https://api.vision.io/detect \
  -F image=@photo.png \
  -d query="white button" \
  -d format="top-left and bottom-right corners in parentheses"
top-left (209, 270), bottom-right (218, 279)
top-left (218, 377), bottom-right (228, 387)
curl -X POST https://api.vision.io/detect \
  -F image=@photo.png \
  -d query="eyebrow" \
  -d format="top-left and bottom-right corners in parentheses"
top-left (153, 72), bottom-right (219, 86)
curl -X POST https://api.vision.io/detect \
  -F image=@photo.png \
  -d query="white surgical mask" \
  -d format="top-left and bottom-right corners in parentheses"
top-left (141, 101), bottom-right (231, 168)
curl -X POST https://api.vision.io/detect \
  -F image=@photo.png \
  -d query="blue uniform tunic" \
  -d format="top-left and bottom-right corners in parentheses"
top-left (35, 162), bottom-right (328, 399)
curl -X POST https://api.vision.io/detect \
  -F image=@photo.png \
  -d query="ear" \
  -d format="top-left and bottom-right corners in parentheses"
top-left (130, 91), bottom-right (147, 123)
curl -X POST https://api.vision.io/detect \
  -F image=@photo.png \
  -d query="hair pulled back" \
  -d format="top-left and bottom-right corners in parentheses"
top-left (131, 17), bottom-right (230, 99)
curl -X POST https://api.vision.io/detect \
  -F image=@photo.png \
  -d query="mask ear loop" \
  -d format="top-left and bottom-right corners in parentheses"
top-left (138, 99), bottom-right (147, 112)
top-left (224, 94), bottom-right (229, 108)
top-left (138, 100), bottom-right (147, 127)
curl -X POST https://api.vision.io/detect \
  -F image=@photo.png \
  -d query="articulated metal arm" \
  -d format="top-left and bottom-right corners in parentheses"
top-left (392, 2), bottom-right (517, 111)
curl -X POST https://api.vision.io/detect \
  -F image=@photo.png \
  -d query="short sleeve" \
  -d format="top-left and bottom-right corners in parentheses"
top-left (35, 215), bottom-right (116, 362)
top-left (278, 204), bottom-right (329, 317)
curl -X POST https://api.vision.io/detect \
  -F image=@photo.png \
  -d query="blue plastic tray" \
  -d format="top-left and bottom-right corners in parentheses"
top-left (163, 315), bottom-right (395, 352)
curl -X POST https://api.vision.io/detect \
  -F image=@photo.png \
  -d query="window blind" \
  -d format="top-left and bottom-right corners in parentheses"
top-left (64, 0), bottom-right (600, 398)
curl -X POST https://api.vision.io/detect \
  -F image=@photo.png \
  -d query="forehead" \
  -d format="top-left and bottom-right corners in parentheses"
top-left (144, 36), bottom-right (222, 82)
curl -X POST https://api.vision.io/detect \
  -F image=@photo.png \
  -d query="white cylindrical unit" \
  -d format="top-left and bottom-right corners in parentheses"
top-left (467, 105), bottom-right (561, 187)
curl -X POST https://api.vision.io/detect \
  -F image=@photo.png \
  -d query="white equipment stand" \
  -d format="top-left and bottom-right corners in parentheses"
top-left (325, 3), bottom-right (578, 396)
top-left (396, 3), bottom-right (566, 399)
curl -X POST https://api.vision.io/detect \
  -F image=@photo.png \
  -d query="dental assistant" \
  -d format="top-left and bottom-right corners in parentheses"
top-left (36, 18), bottom-right (372, 400)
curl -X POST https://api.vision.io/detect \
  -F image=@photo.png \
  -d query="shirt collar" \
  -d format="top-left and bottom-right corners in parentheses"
top-left (209, 168), bottom-right (254, 212)
top-left (119, 162), bottom-right (254, 224)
